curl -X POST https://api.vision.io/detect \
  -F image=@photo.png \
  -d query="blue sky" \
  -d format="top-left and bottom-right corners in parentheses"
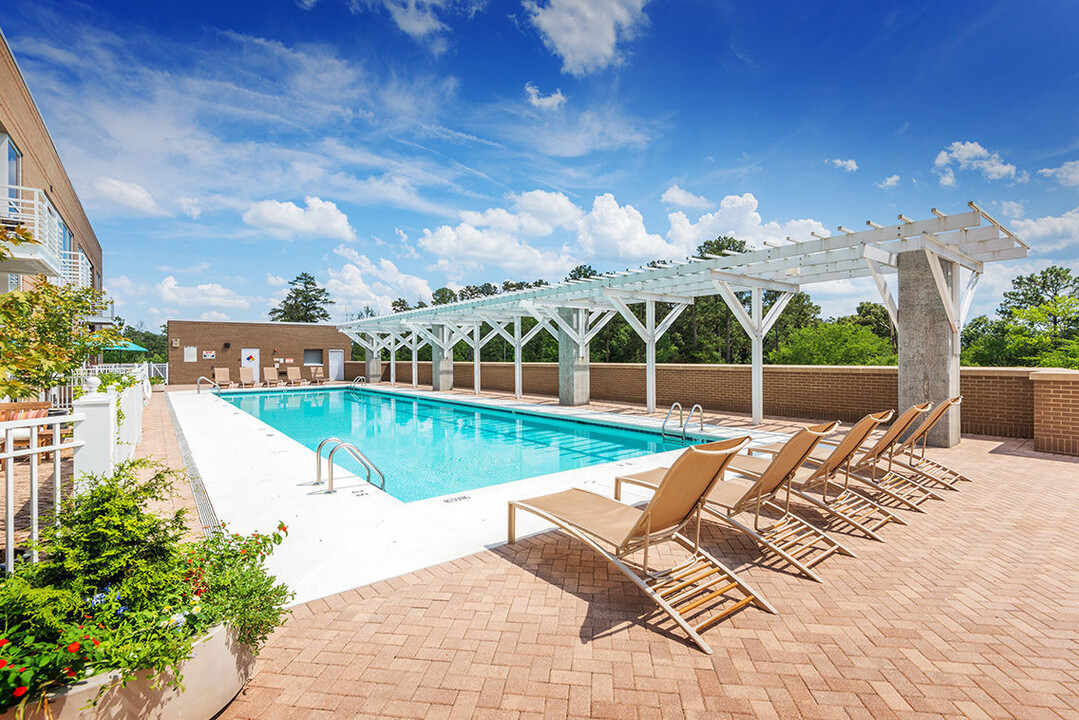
top-left (4, 0), bottom-right (1079, 327)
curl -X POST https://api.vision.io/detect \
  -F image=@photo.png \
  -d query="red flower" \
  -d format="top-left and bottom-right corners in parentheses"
top-left (278, 523), bottom-right (288, 533)
top-left (12, 687), bottom-right (27, 698)
top-left (67, 642), bottom-right (81, 653)
top-left (65, 667), bottom-right (77, 678)
top-left (0, 639), bottom-right (8, 647)
top-left (92, 639), bottom-right (101, 647)
top-left (0, 660), bottom-right (7, 669)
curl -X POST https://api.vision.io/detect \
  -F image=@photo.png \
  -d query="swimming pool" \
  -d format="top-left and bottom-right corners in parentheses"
top-left (219, 387), bottom-right (718, 502)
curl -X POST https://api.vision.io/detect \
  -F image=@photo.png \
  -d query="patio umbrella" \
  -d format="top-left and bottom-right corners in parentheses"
top-left (103, 340), bottom-right (148, 352)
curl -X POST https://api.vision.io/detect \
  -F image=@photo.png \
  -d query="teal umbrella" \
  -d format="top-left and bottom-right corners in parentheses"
top-left (104, 340), bottom-right (148, 352)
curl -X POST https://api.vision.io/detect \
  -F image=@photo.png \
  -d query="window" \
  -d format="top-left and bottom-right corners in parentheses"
top-left (303, 349), bottom-right (324, 366)
top-left (7, 274), bottom-right (19, 292)
top-left (2, 134), bottom-right (20, 212)
top-left (184, 346), bottom-right (197, 363)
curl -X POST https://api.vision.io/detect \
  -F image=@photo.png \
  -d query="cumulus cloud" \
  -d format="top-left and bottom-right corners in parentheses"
top-left (200, 310), bottom-right (231, 321)
top-left (266, 273), bottom-right (287, 286)
top-left (91, 177), bottom-right (168, 215)
top-left (157, 261), bottom-right (210, 274)
top-left (877, 174), bottom-right (900, 189)
top-left (156, 276), bottom-right (251, 309)
top-left (524, 82), bottom-right (567, 111)
top-left (1013, 207), bottom-right (1079, 253)
top-left (934, 141), bottom-right (1027, 186)
top-left (661, 185), bottom-right (713, 211)
top-left (525, 0), bottom-right (649, 76)
top-left (1038, 160), bottom-right (1079, 187)
top-left (326, 244), bottom-right (434, 313)
top-left (828, 158), bottom-right (858, 172)
top-left (578, 193), bottom-right (676, 258)
top-left (665, 192), bottom-right (829, 253)
top-left (1000, 200), bottom-right (1024, 219)
top-left (242, 196), bottom-right (358, 241)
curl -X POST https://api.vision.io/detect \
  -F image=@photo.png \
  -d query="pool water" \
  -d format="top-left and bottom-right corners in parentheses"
top-left (220, 388), bottom-right (710, 502)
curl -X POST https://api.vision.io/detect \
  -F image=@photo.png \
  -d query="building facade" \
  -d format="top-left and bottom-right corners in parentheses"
top-left (0, 28), bottom-right (103, 294)
top-left (167, 320), bottom-right (353, 386)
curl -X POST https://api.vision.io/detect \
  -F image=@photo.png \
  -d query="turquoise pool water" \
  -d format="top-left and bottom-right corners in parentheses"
top-left (220, 388), bottom-right (712, 502)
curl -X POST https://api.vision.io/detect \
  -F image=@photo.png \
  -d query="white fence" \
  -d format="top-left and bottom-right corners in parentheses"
top-left (51, 362), bottom-right (159, 410)
top-left (2, 378), bottom-right (151, 572)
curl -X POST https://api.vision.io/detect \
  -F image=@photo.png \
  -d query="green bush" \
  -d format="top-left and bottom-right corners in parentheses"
top-left (0, 460), bottom-right (292, 713)
top-left (769, 322), bottom-right (897, 366)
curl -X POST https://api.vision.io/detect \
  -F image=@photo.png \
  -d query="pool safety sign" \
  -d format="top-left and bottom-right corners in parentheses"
top-left (245, 353), bottom-right (256, 362)
top-left (202, 350), bottom-right (216, 360)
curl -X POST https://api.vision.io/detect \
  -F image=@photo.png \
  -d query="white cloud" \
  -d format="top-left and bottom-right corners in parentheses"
top-left (346, 0), bottom-right (484, 53)
top-left (1013, 207), bottom-right (1079, 253)
top-left (266, 273), bottom-right (287, 286)
top-left (877, 174), bottom-right (900, 189)
top-left (577, 193), bottom-right (674, 258)
top-left (1038, 160), bottom-right (1079, 187)
top-left (525, 107), bottom-right (652, 157)
top-left (524, 82), bottom-right (567, 111)
top-left (157, 261), bottom-right (210, 274)
top-left (326, 244), bottom-right (434, 313)
top-left (91, 176), bottom-right (168, 215)
top-left (934, 141), bottom-right (1027, 186)
top-left (242, 196), bottom-right (358, 241)
top-left (828, 158), bottom-right (858, 172)
top-left (525, 0), bottom-right (649, 76)
top-left (156, 276), bottom-right (251, 309)
top-left (178, 197), bottom-right (202, 219)
top-left (200, 310), bottom-right (231, 321)
top-left (665, 192), bottom-right (828, 253)
top-left (1000, 200), bottom-right (1024, 219)
top-left (661, 185), bottom-right (713, 210)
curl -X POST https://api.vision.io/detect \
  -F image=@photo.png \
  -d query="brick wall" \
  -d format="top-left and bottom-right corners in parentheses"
top-left (376, 361), bottom-right (1041, 441)
top-left (1031, 370), bottom-right (1079, 455)
top-left (167, 321), bottom-right (351, 385)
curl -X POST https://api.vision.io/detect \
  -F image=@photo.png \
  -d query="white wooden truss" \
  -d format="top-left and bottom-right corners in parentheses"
top-left (340, 202), bottom-right (1025, 423)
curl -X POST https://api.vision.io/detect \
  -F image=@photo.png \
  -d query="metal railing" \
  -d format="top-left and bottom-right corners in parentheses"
top-left (2, 413), bottom-right (85, 573)
top-left (0, 184), bottom-right (64, 274)
top-left (196, 376), bottom-right (220, 394)
top-left (661, 402), bottom-right (683, 441)
top-left (350, 376), bottom-right (368, 386)
top-left (61, 250), bottom-right (92, 288)
top-left (315, 437), bottom-right (385, 493)
top-left (684, 404), bottom-right (705, 436)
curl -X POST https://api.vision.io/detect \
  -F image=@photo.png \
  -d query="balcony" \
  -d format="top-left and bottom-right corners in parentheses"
top-left (0, 184), bottom-right (64, 277)
top-left (62, 249), bottom-right (92, 288)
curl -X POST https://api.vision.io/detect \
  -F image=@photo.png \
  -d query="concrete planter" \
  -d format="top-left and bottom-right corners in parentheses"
top-left (2, 625), bottom-right (253, 720)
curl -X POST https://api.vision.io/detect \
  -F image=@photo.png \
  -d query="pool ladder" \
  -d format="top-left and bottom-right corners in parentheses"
top-left (661, 402), bottom-right (705, 446)
top-left (350, 376), bottom-right (368, 387)
top-left (315, 437), bottom-right (386, 494)
top-left (196, 376), bottom-right (220, 394)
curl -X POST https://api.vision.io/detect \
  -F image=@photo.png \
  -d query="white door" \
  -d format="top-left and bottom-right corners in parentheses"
top-left (328, 349), bottom-right (345, 381)
top-left (241, 348), bottom-right (260, 383)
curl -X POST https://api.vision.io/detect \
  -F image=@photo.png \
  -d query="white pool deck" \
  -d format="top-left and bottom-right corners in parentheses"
top-left (167, 386), bottom-right (790, 606)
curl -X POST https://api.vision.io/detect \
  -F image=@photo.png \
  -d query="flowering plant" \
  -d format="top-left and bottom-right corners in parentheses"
top-left (0, 460), bottom-right (292, 714)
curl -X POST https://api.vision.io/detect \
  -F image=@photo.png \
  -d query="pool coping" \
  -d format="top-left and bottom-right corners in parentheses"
top-left (168, 385), bottom-right (790, 606)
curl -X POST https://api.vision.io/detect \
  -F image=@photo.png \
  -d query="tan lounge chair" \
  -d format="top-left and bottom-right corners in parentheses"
top-left (212, 367), bottom-right (235, 388)
top-left (310, 366), bottom-right (327, 385)
top-left (238, 367), bottom-right (256, 388)
top-left (262, 367), bottom-right (280, 387)
top-left (886, 397), bottom-right (971, 490)
top-left (285, 367), bottom-right (309, 386)
top-left (617, 422), bottom-right (854, 583)
top-left (508, 438), bottom-right (775, 655)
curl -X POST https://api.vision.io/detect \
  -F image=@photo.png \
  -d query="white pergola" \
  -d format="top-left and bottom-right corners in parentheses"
top-left (339, 202), bottom-right (1025, 424)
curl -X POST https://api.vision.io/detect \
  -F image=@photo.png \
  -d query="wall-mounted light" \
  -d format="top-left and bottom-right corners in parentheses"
top-left (223, 342), bottom-right (231, 349)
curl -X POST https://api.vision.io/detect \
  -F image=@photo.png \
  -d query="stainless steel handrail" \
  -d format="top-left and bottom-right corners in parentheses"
top-left (196, 376), bottom-right (220, 394)
top-left (350, 376), bottom-right (368, 386)
top-left (684, 404), bottom-right (705, 438)
top-left (661, 402), bottom-right (683, 440)
top-left (315, 437), bottom-right (386, 493)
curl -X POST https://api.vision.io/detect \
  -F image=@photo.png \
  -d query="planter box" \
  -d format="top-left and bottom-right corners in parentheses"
top-left (3, 625), bottom-right (253, 720)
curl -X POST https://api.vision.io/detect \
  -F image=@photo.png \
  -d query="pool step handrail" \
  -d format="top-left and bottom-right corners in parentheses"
top-left (350, 376), bottom-right (368, 386)
top-left (683, 404), bottom-right (705, 438)
top-left (196, 376), bottom-right (220, 394)
top-left (661, 402), bottom-right (683, 441)
top-left (315, 437), bottom-right (386, 493)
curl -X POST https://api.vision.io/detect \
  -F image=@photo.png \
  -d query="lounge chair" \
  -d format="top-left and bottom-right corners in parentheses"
top-left (310, 366), bottom-right (327, 385)
top-left (508, 438), bottom-right (776, 655)
top-left (212, 367), bottom-right (235, 388)
top-left (886, 397), bottom-right (971, 490)
top-left (262, 367), bottom-right (280, 387)
top-left (238, 367), bottom-right (256, 388)
top-left (617, 422), bottom-right (855, 583)
top-left (285, 367), bottom-right (309, 386)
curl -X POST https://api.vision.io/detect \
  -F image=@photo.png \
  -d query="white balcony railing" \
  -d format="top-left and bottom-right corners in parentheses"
top-left (61, 249), bottom-right (92, 288)
top-left (0, 185), bottom-right (64, 277)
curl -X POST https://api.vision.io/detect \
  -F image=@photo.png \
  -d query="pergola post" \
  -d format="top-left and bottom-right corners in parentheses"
top-left (363, 333), bottom-right (381, 383)
top-left (645, 301), bottom-right (656, 412)
top-left (409, 332), bottom-right (419, 388)
top-left (557, 308), bottom-right (590, 406)
top-left (388, 333), bottom-right (397, 385)
top-left (609, 294), bottom-right (690, 413)
top-left (472, 322), bottom-right (481, 394)
top-left (750, 288), bottom-right (763, 426)
top-left (431, 325), bottom-right (454, 392)
top-left (513, 316), bottom-right (522, 399)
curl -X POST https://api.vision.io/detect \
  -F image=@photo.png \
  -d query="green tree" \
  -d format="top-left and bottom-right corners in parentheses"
top-left (1005, 296), bottom-right (1079, 368)
top-left (268, 273), bottom-right (333, 323)
top-left (999, 266), bottom-right (1079, 336)
top-left (566, 264), bottom-right (597, 281)
top-left (770, 322), bottom-right (897, 366)
top-left (431, 287), bottom-right (458, 305)
top-left (961, 315), bottom-right (1015, 366)
top-left (390, 298), bottom-right (411, 313)
top-left (458, 283), bottom-right (499, 300)
top-left (0, 275), bottom-right (122, 399)
top-left (838, 301), bottom-right (895, 351)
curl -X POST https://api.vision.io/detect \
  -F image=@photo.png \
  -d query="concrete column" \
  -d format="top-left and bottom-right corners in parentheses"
top-left (363, 336), bottom-right (381, 383)
top-left (431, 325), bottom-right (454, 391)
top-left (897, 251), bottom-right (960, 446)
top-left (558, 308), bottom-right (589, 406)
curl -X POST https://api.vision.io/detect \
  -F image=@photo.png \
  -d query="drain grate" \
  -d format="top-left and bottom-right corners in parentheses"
top-left (167, 398), bottom-right (220, 532)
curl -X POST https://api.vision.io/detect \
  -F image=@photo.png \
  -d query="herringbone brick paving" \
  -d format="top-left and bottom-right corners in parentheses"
top-left (205, 397), bottom-right (1079, 719)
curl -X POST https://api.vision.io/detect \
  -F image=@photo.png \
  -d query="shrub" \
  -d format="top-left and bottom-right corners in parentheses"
top-left (0, 460), bottom-right (291, 713)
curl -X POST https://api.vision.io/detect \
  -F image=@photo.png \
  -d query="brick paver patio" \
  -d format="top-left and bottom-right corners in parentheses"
top-left (150, 386), bottom-right (1079, 718)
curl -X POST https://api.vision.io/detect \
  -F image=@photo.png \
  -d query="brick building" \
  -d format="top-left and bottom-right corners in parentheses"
top-left (166, 320), bottom-right (352, 386)
top-left (0, 29), bottom-right (104, 294)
